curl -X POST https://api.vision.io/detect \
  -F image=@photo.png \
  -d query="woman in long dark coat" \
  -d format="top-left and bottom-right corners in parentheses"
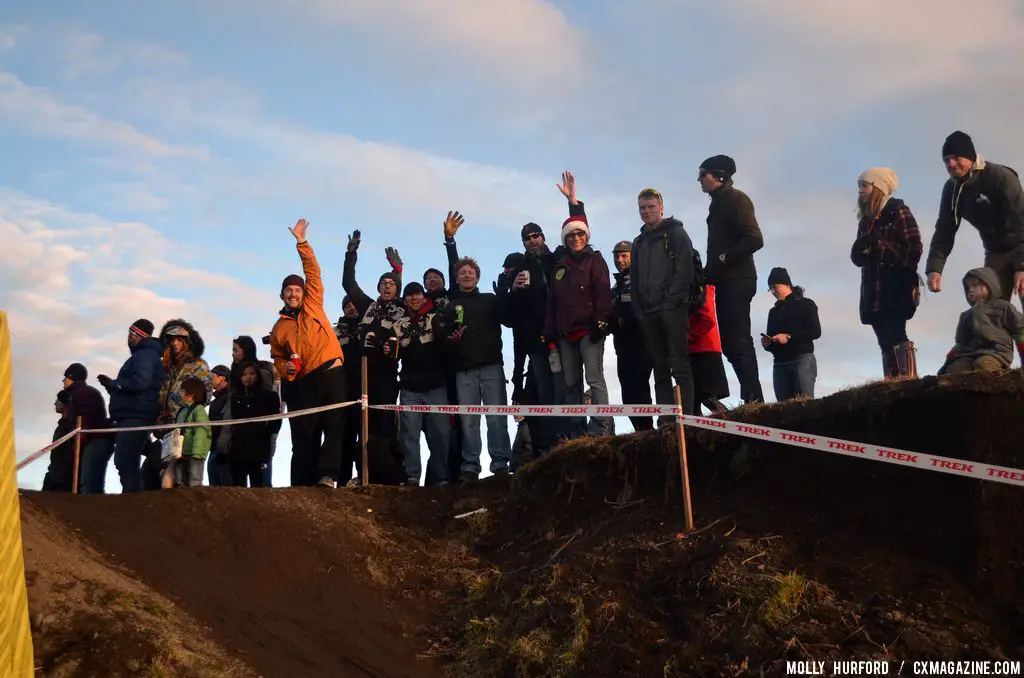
top-left (851, 168), bottom-right (924, 378)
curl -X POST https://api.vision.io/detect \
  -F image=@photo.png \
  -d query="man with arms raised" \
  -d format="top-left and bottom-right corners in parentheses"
top-left (270, 218), bottom-right (348, 488)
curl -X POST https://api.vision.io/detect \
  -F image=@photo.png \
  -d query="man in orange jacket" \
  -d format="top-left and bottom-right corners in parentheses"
top-left (270, 218), bottom-right (348, 488)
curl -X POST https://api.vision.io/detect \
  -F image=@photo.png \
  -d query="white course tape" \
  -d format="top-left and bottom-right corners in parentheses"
top-left (16, 398), bottom-right (366, 471)
top-left (369, 402), bottom-right (1024, 487)
top-left (14, 427), bottom-right (83, 472)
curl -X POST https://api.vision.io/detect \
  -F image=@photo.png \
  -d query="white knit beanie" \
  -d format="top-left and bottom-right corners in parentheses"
top-left (858, 167), bottom-right (899, 199)
top-left (560, 214), bottom-right (590, 245)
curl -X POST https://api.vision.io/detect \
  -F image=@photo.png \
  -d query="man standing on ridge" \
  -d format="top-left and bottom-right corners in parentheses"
top-left (631, 188), bottom-right (696, 419)
top-left (926, 130), bottom-right (1024, 307)
top-left (270, 218), bottom-right (348, 488)
top-left (699, 155), bottom-right (765, 404)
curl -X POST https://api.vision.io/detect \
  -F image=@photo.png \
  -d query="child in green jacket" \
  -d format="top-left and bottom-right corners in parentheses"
top-left (167, 377), bottom-right (212, 487)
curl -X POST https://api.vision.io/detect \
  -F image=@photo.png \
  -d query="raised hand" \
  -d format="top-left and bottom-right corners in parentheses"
top-left (347, 230), bottom-right (361, 253)
top-left (444, 211), bottom-right (465, 239)
top-left (385, 246), bottom-right (403, 272)
top-left (556, 170), bottom-right (577, 204)
top-left (289, 218), bottom-right (309, 242)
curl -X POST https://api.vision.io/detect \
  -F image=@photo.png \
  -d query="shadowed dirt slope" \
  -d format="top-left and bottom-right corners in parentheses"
top-left (20, 371), bottom-right (1024, 677)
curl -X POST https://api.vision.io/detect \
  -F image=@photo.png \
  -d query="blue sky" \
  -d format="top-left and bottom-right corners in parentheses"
top-left (5, 0), bottom-right (1024, 489)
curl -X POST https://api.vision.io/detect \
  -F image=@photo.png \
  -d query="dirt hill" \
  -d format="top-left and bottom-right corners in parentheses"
top-left (19, 371), bottom-right (1024, 677)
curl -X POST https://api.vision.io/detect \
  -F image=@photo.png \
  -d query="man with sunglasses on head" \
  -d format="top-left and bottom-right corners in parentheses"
top-left (699, 155), bottom-right (765, 405)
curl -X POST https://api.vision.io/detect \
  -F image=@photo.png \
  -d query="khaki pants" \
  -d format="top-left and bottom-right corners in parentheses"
top-left (984, 249), bottom-right (1017, 302)
top-left (945, 354), bottom-right (1007, 374)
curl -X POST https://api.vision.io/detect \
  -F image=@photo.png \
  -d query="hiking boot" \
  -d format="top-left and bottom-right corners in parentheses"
top-left (459, 471), bottom-right (478, 483)
top-left (404, 477), bottom-right (420, 487)
top-left (491, 467), bottom-right (510, 477)
top-left (317, 476), bottom-right (337, 489)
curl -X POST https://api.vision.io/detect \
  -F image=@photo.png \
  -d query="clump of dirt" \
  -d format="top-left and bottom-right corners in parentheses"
top-left (19, 372), bottom-right (1024, 677)
top-left (21, 503), bottom-right (253, 677)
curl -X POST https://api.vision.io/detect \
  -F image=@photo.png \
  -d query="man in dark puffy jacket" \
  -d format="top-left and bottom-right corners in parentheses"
top-left (64, 363), bottom-right (114, 493)
top-left (611, 240), bottom-right (654, 431)
top-left (335, 294), bottom-right (367, 485)
top-left (97, 319), bottom-right (164, 493)
top-left (926, 130), bottom-right (1024, 306)
top-left (207, 364), bottom-right (232, 486)
top-left (700, 155), bottom-right (765, 404)
top-left (631, 187), bottom-right (696, 418)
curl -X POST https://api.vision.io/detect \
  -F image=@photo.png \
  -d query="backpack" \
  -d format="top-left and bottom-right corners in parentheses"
top-left (661, 227), bottom-right (707, 309)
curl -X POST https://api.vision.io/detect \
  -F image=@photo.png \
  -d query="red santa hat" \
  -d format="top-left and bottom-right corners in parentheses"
top-left (560, 214), bottom-right (590, 245)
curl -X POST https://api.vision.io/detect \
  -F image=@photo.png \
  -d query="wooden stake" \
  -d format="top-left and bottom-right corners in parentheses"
top-left (71, 416), bottom-right (83, 495)
top-left (361, 355), bottom-right (369, 487)
top-left (673, 385), bottom-right (694, 532)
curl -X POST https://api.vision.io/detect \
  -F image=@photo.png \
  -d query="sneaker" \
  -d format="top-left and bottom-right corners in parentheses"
top-left (491, 467), bottom-right (510, 476)
top-left (345, 478), bottom-right (361, 488)
top-left (317, 476), bottom-right (337, 488)
top-left (404, 478), bottom-right (420, 487)
top-left (459, 471), bottom-right (478, 483)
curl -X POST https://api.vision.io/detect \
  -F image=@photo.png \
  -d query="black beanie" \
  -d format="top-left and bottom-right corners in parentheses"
top-left (521, 222), bottom-right (544, 239)
top-left (502, 252), bottom-right (526, 270)
top-left (64, 363), bottom-right (87, 382)
top-left (281, 274), bottom-right (305, 294)
top-left (423, 268), bottom-right (446, 284)
top-left (56, 389), bottom-right (71, 405)
top-left (942, 131), bottom-right (976, 161)
top-left (130, 318), bottom-right (154, 339)
top-left (378, 271), bottom-right (400, 289)
top-left (767, 267), bottom-right (792, 287)
top-left (700, 154), bottom-right (737, 180)
top-left (403, 282), bottom-right (425, 297)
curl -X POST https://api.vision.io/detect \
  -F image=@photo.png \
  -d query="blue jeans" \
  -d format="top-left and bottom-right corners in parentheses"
top-left (79, 436), bottom-right (115, 494)
top-left (398, 386), bottom-right (451, 483)
top-left (456, 364), bottom-right (511, 475)
top-left (113, 420), bottom-right (151, 493)
top-left (773, 353), bottom-right (817, 401)
top-left (558, 335), bottom-right (613, 437)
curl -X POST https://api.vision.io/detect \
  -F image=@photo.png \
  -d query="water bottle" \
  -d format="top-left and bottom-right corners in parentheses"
top-left (548, 343), bottom-right (562, 374)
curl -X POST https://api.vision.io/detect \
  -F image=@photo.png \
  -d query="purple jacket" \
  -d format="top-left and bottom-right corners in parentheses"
top-left (543, 247), bottom-right (613, 340)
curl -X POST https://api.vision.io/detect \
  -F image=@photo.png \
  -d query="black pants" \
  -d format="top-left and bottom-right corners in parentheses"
top-left (715, 278), bottom-right (764, 403)
top-left (368, 376), bottom-right (399, 437)
top-left (231, 459), bottom-right (266, 488)
top-left (638, 308), bottom-right (695, 416)
top-left (615, 333), bottom-right (654, 431)
top-left (288, 363), bottom-right (348, 486)
top-left (870, 312), bottom-right (908, 351)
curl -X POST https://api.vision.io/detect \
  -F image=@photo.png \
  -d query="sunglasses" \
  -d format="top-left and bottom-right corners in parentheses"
top-left (565, 231), bottom-right (587, 241)
top-left (522, 232), bottom-right (542, 242)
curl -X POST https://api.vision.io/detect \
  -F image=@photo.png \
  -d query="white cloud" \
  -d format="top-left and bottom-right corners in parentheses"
top-left (278, 0), bottom-right (587, 94)
top-left (0, 72), bottom-right (210, 159)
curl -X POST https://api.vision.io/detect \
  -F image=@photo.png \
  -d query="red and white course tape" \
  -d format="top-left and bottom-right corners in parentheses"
top-left (369, 402), bottom-right (1024, 487)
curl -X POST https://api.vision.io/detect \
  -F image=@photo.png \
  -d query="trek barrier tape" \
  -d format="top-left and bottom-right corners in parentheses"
top-left (368, 402), bottom-right (1024, 487)
top-left (17, 396), bottom-right (1024, 488)
top-left (0, 311), bottom-right (36, 675)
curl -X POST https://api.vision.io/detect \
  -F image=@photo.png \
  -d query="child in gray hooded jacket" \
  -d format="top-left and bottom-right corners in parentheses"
top-left (939, 266), bottom-right (1024, 374)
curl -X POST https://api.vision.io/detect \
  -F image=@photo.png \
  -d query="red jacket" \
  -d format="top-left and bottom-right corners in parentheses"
top-left (689, 284), bottom-right (722, 354)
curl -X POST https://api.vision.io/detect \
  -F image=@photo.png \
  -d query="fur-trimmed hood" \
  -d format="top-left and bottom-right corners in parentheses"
top-left (158, 318), bottom-right (206, 359)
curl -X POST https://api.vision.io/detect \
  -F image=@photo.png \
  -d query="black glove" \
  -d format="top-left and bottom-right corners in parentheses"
top-left (347, 230), bottom-right (361, 253)
top-left (511, 382), bottom-right (525, 405)
top-left (853, 234), bottom-right (874, 252)
top-left (590, 320), bottom-right (610, 342)
top-left (97, 374), bottom-right (113, 390)
top-left (495, 272), bottom-right (512, 294)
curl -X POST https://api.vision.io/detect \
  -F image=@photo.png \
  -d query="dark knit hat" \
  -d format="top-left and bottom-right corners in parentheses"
top-left (403, 282), bottom-right (426, 297)
top-left (281, 274), bottom-right (305, 293)
top-left (613, 240), bottom-right (632, 254)
top-left (342, 294), bottom-right (354, 308)
top-left (699, 155), bottom-right (737, 180)
top-left (378, 271), bottom-right (400, 289)
top-left (521, 222), bottom-right (544, 239)
top-left (56, 389), bottom-right (71, 405)
top-left (767, 267), bottom-right (792, 287)
top-left (502, 252), bottom-right (526, 270)
top-left (211, 364), bottom-right (231, 379)
top-left (129, 319), bottom-right (154, 339)
top-left (942, 130), bottom-right (976, 161)
top-left (423, 268), bottom-right (446, 284)
top-left (64, 363), bottom-right (87, 382)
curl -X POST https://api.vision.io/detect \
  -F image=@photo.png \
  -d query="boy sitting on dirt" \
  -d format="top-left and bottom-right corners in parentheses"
top-left (938, 267), bottom-right (1024, 374)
